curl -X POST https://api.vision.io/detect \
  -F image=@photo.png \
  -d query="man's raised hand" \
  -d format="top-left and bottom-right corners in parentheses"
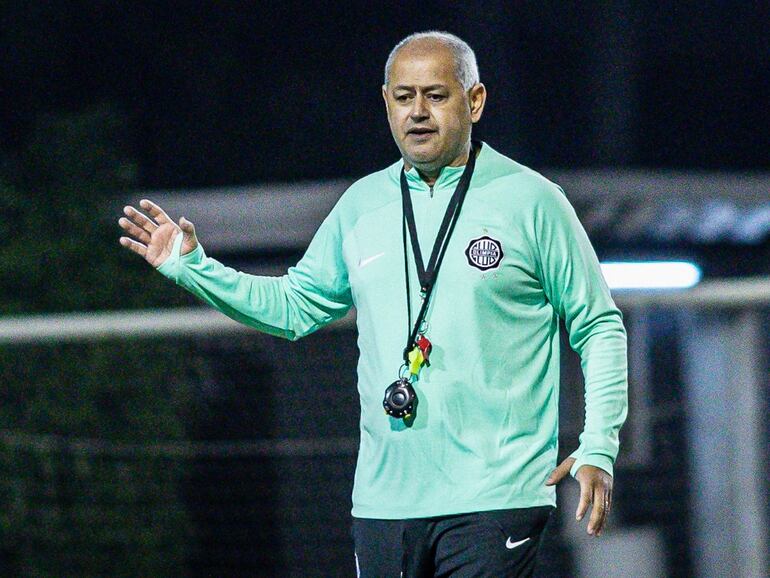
top-left (118, 199), bottom-right (198, 268)
top-left (545, 456), bottom-right (613, 536)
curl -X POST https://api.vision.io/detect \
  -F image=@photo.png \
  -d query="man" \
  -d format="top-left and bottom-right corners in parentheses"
top-left (119, 31), bottom-right (627, 577)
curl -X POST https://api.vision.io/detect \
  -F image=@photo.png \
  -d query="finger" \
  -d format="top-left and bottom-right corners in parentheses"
top-left (597, 487), bottom-right (613, 536)
top-left (545, 457), bottom-right (574, 486)
top-left (139, 199), bottom-right (173, 225)
top-left (576, 479), bottom-right (591, 522)
top-left (123, 205), bottom-right (159, 233)
top-left (587, 485), bottom-right (607, 536)
top-left (118, 217), bottom-right (152, 245)
top-left (119, 237), bottom-right (147, 258)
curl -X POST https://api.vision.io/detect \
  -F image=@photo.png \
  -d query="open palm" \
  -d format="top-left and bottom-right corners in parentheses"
top-left (118, 199), bottom-right (198, 268)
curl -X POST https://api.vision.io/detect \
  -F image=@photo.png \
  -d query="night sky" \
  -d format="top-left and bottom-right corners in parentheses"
top-left (2, 2), bottom-right (768, 189)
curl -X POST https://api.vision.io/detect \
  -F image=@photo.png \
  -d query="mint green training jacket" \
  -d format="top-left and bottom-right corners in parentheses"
top-left (158, 142), bottom-right (628, 519)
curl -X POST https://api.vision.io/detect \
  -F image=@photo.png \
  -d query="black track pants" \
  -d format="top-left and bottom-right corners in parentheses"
top-left (352, 506), bottom-right (554, 577)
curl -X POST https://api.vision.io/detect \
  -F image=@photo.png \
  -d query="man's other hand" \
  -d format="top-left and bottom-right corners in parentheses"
top-left (545, 457), bottom-right (613, 536)
top-left (118, 199), bottom-right (198, 268)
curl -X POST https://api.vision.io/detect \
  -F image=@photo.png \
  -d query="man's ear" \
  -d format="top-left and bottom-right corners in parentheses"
top-left (382, 84), bottom-right (389, 113)
top-left (469, 83), bottom-right (487, 123)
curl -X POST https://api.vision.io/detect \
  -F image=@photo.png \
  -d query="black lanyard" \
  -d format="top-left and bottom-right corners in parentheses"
top-left (400, 140), bottom-right (480, 363)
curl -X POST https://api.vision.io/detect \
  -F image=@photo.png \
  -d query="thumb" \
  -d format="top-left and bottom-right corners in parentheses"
top-left (545, 457), bottom-right (575, 486)
top-left (179, 216), bottom-right (195, 236)
top-left (178, 217), bottom-right (199, 255)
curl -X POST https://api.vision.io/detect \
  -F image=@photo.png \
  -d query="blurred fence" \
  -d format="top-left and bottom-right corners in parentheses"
top-left (0, 328), bottom-right (361, 577)
top-left (0, 279), bottom-right (768, 577)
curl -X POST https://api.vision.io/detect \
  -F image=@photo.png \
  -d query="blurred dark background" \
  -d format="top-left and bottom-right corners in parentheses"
top-left (0, 2), bottom-right (767, 577)
top-left (2, 2), bottom-right (768, 189)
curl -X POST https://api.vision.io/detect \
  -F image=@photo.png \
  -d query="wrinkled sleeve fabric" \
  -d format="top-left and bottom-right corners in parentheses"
top-left (533, 184), bottom-right (628, 478)
top-left (156, 204), bottom-right (352, 341)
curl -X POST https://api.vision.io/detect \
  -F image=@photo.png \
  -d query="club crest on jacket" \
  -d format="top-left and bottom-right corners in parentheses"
top-left (465, 236), bottom-right (504, 270)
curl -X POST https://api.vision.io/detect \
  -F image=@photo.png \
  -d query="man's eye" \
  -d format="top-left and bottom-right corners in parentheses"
top-left (395, 94), bottom-right (411, 102)
top-left (428, 94), bottom-right (446, 101)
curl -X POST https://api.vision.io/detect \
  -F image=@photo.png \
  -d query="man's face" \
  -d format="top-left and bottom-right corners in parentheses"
top-left (383, 42), bottom-right (485, 175)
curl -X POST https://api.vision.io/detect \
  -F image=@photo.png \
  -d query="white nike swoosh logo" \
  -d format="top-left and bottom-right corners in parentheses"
top-left (358, 252), bottom-right (386, 268)
top-left (505, 536), bottom-right (531, 550)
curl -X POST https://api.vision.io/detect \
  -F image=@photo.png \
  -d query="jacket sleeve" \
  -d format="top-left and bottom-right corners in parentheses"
top-left (533, 183), bottom-right (628, 478)
top-left (156, 202), bottom-right (352, 341)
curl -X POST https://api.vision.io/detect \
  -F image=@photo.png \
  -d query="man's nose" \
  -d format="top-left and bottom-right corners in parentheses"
top-left (409, 95), bottom-right (429, 120)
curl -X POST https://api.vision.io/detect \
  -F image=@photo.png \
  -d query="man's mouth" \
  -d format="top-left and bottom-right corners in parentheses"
top-left (407, 127), bottom-right (437, 138)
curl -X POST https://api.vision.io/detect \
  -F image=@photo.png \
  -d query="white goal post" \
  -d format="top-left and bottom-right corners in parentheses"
top-left (1, 276), bottom-right (768, 344)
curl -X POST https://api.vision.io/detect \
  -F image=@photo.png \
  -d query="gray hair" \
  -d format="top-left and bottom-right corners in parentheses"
top-left (383, 31), bottom-right (480, 90)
